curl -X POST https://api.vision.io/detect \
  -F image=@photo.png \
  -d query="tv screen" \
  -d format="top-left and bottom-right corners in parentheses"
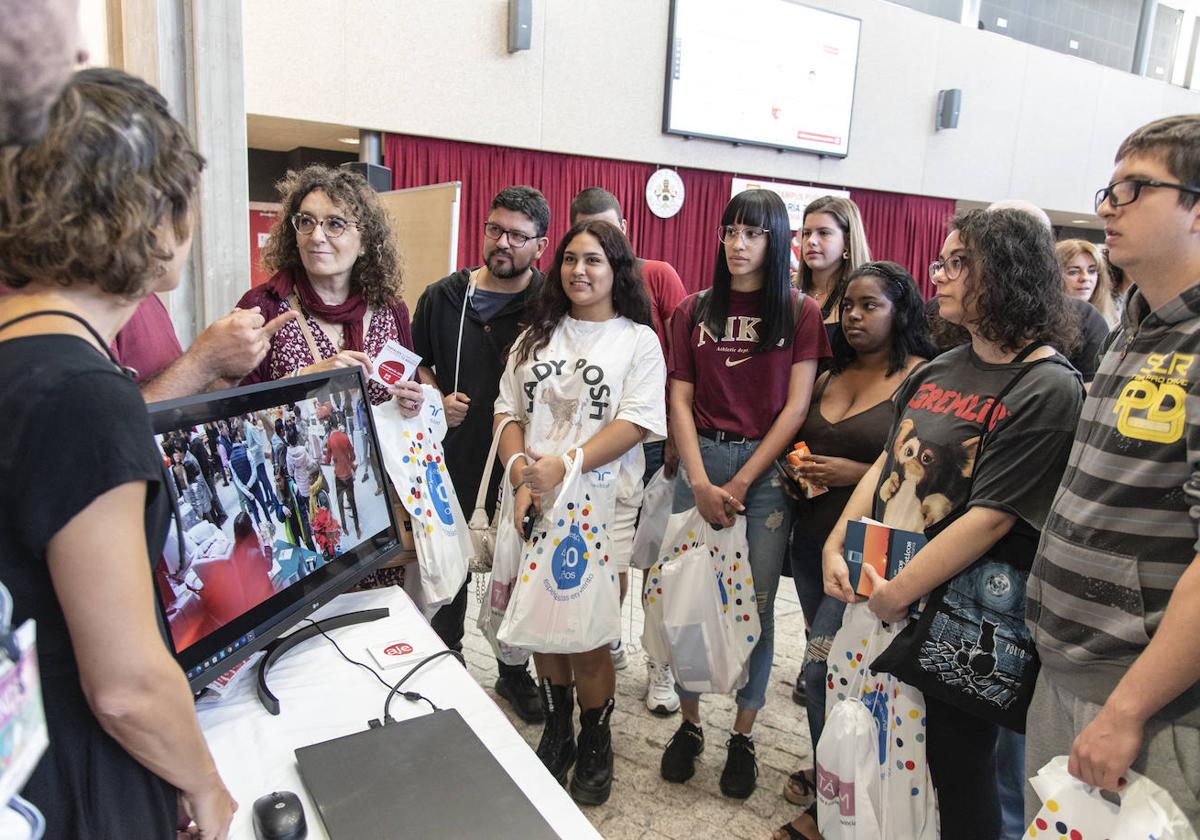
top-left (663, 0), bottom-right (862, 157)
top-left (148, 369), bottom-right (401, 691)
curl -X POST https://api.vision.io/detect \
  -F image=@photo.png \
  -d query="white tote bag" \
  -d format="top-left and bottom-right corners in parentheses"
top-left (818, 603), bottom-right (938, 840)
top-left (497, 449), bottom-right (621, 654)
top-left (475, 453), bottom-right (531, 667)
top-left (1028, 756), bottom-right (1199, 840)
top-left (641, 508), bottom-right (758, 693)
top-left (630, 466), bottom-right (676, 571)
top-left (374, 386), bottom-right (471, 612)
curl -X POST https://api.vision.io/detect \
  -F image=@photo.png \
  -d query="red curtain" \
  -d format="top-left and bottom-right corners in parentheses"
top-left (853, 188), bottom-right (956, 298)
top-left (384, 133), bottom-right (953, 297)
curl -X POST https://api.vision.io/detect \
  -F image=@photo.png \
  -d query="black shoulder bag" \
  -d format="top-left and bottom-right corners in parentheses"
top-left (870, 343), bottom-right (1070, 733)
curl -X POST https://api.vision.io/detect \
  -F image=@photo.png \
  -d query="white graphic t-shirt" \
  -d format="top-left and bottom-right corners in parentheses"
top-left (495, 316), bottom-right (668, 511)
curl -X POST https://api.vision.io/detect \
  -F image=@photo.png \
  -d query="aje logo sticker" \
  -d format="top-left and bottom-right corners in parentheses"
top-left (383, 642), bottom-right (414, 657)
top-left (552, 523), bottom-right (588, 590)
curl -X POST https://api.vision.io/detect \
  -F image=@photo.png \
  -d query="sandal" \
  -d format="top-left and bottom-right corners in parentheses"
top-left (783, 768), bottom-right (816, 807)
top-left (772, 811), bottom-right (822, 840)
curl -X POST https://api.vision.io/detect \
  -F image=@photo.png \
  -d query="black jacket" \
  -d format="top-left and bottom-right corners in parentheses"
top-left (412, 268), bottom-right (543, 517)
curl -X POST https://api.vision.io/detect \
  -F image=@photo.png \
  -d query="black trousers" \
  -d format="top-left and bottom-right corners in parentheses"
top-left (925, 694), bottom-right (1000, 840)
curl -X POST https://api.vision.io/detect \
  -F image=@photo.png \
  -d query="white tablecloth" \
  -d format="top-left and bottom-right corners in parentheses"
top-left (197, 587), bottom-right (600, 839)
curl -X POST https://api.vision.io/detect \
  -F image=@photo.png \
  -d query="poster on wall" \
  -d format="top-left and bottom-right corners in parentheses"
top-left (730, 178), bottom-right (850, 272)
top-left (249, 203), bottom-right (281, 288)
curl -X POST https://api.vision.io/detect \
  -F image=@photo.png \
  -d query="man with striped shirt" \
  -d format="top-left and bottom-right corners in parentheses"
top-left (1025, 115), bottom-right (1200, 828)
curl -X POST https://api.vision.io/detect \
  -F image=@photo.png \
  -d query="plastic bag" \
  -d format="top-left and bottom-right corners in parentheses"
top-left (641, 508), bottom-right (758, 693)
top-left (497, 450), bottom-right (621, 654)
top-left (475, 453), bottom-right (531, 667)
top-left (1027, 755), bottom-right (1198, 840)
top-left (375, 386), bottom-right (471, 612)
top-left (818, 603), bottom-right (938, 840)
top-left (630, 467), bottom-right (676, 571)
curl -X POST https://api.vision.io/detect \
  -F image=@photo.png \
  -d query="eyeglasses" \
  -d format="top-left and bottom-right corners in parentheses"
top-left (718, 225), bottom-right (770, 245)
top-left (928, 254), bottom-right (968, 281)
top-left (483, 222), bottom-right (539, 248)
top-left (1094, 178), bottom-right (1200, 212)
top-left (291, 213), bottom-right (358, 239)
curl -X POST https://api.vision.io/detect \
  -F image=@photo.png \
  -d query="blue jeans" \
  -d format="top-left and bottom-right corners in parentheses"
top-left (997, 728), bottom-right (1025, 839)
top-left (672, 436), bottom-right (792, 712)
top-left (642, 439), bottom-right (665, 486)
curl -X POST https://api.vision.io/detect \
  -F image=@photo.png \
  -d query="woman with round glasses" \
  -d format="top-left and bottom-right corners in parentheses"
top-left (1057, 239), bottom-right (1119, 329)
top-left (659, 189), bottom-right (829, 799)
top-left (237, 164), bottom-right (424, 417)
top-left (821, 208), bottom-right (1083, 839)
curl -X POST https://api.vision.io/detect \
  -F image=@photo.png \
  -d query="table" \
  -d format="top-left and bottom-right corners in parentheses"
top-left (197, 587), bottom-right (601, 839)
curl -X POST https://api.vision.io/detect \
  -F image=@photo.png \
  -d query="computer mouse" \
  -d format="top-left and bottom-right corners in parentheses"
top-left (252, 790), bottom-right (307, 840)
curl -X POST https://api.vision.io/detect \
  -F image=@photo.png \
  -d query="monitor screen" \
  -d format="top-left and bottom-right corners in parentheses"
top-left (663, 0), bottom-right (862, 157)
top-left (147, 369), bottom-right (401, 691)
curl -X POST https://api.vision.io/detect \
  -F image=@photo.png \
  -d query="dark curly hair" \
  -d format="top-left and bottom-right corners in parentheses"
top-left (261, 164), bottom-right (403, 307)
top-left (951, 208), bottom-right (1078, 355)
top-left (0, 67), bottom-right (204, 296)
top-left (512, 220), bottom-right (651, 365)
top-left (829, 261), bottom-right (936, 376)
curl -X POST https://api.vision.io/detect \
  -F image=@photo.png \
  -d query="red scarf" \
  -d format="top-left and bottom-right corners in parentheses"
top-left (264, 268), bottom-right (367, 353)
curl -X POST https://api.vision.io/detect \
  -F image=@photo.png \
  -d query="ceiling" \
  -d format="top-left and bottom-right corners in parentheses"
top-left (246, 114), bottom-right (365, 153)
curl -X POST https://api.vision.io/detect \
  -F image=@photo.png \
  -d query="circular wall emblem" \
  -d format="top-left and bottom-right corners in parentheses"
top-left (646, 168), bottom-right (685, 219)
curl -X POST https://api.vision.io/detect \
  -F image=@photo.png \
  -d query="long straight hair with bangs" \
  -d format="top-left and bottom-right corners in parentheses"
top-left (696, 189), bottom-right (794, 352)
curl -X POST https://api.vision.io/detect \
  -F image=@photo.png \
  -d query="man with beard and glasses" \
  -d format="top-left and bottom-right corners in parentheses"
top-left (413, 185), bottom-right (549, 723)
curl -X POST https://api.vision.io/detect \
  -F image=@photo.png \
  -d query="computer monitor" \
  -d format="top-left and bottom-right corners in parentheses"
top-left (147, 369), bottom-right (401, 692)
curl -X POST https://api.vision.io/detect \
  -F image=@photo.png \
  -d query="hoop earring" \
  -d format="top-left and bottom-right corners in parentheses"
top-left (842, 250), bottom-right (850, 260)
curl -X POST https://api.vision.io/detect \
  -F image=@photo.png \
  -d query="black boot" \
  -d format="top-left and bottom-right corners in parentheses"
top-left (570, 698), bottom-right (614, 806)
top-left (535, 680), bottom-right (575, 785)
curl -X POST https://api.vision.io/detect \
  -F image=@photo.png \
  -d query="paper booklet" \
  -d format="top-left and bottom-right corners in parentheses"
top-left (844, 517), bottom-right (927, 598)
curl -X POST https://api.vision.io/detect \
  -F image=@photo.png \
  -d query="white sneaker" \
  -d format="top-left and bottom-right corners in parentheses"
top-left (645, 659), bottom-right (681, 716)
top-left (609, 639), bottom-right (629, 670)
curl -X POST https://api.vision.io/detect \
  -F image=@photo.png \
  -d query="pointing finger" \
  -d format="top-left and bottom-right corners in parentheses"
top-left (262, 309), bottom-right (299, 336)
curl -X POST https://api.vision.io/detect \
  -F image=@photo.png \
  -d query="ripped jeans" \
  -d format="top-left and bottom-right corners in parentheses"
top-left (672, 436), bottom-right (792, 711)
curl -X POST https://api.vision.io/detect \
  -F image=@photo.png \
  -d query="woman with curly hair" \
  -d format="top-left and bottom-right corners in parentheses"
top-left (796, 195), bottom-right (871, 340)
top-left (494, 220), bottom-right (667, 805)
top-left (238, 164), bottom-right (424, 414)
top-left (0, 68), bottom-right (235, 839)
top-left (1057, 238), bottom-right (1119, 329)
top-left (820, 208), bottom-right (1084, 839)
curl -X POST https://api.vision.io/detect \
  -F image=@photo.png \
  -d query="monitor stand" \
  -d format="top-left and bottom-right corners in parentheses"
top-left (255, 608), bottom-right (389, 715)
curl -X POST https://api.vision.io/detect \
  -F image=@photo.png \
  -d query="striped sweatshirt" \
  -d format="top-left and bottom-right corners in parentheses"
top-left (1027, 284), bottom-right (1200, 725)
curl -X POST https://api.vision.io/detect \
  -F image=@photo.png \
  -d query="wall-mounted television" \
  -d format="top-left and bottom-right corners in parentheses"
top-left (663, 0), bottom-right (862, 158)
top-left (148, 369), bottom-right (402, 691)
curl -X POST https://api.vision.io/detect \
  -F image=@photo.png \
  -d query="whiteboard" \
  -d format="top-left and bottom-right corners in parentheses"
top-left (376, 182), bottom-right (461, 310)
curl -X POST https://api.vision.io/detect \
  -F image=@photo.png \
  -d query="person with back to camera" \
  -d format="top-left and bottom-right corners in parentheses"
top-left (660, 188), bottom-right (829, 799)
top-left (796, 195), bottom-right (872, 345)
top-left (775, 262), bottom-right (935, 840)
top-left (494, 220), bottom-right (667, 806)
top-left (238, 164), bottom-right (425, 587)
top-left (822, 208), bottom-right (1084, 839)
top-left (0, 67), bottom-right (235, 839)
top-left (1057, 238), bottom-right (1120, 329)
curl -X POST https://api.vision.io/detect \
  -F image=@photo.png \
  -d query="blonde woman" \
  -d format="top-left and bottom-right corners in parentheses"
top-left (797, 196), bottom-right (872, 341)
top-left (1056, 239), bottom-right (1118, 329)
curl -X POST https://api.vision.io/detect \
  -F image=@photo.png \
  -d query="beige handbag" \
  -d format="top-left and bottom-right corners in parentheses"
top-left (467, 416), bottom-right (519, 573)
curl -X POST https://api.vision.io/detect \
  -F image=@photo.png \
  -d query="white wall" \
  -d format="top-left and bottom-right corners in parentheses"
top-left (243, 0), bottom-right (1200, 217)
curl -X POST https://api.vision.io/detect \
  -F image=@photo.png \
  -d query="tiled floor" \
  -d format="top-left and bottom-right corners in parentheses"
top-left (462, 571), bottom-right (814, 839)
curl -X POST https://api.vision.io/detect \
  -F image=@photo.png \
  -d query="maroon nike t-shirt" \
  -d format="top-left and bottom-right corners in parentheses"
top-left (669, 289), bottom-right (829, 440)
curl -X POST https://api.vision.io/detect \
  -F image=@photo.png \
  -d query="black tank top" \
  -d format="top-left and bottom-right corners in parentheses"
top-left (795, 373), bottom-right (895, 544)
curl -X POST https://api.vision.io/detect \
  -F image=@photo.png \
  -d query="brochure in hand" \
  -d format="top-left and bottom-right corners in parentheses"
top-left (844, 517), bottom-right (927, 598)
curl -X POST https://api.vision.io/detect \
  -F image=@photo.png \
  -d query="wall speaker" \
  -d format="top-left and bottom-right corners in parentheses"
top-left (936, 89), bottom-right (961, 131)
top-left (339, 161), bottom-right (392, 193)
top-left (508, 0), bottom-right (532, 52)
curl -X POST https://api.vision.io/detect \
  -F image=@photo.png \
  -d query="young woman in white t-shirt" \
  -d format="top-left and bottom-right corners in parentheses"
top-left (494, 220), bottom-right (667, 806)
